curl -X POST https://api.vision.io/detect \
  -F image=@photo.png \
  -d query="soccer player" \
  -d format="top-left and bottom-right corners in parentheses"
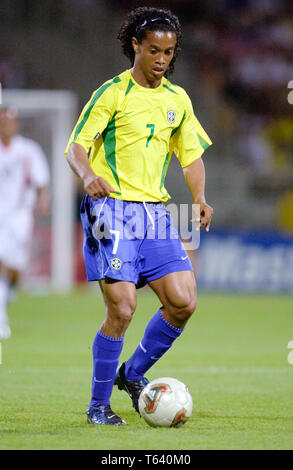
top-left (65, 6), bottom-right (213, 425)
top-left (0, 107), bottom-right (50, 339)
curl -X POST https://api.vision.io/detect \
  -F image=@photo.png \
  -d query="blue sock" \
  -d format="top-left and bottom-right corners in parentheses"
top-left (90, 331), bottom-right (124, 407)
top-left (124, 309), bottom-right (183, 381)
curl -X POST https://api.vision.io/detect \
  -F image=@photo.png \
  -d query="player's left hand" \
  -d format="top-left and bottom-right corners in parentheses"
top-left (191, 202), bottom-right (213, 232)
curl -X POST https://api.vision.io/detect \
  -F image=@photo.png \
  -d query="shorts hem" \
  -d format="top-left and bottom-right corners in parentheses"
top-left (144, 260), bottom-right (193, 284)
top-left (86, 274), bottom-right (137, 285)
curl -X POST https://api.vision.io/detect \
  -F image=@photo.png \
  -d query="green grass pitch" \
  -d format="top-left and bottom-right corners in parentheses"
top-left (0, 287), bottom-right (292, 450)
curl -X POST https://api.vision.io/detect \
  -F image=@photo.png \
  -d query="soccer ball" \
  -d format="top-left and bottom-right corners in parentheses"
top-left (138, 377), bottom-right (193, 428)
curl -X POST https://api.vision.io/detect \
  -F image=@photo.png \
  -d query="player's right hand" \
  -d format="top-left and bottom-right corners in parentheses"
top-left (83, 174), bottom-right (117, 200)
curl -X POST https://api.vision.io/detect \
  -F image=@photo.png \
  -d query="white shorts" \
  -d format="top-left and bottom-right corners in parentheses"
top-left (0, 210), bottom-right (34, 272)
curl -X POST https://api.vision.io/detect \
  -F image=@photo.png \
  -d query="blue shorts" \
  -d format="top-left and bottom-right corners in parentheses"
top-left (80, 195), bottom-right (193, 288)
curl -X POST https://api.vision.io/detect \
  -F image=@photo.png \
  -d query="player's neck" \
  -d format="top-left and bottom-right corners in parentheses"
top-left (130, 67), bottom-right (161, 89)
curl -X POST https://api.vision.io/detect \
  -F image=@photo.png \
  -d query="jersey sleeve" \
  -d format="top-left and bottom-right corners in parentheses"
top-left (170, 92), bottom-right (212, 168)
top-left (28, 141), bottom-right (50, 187)
top-left (64, 83), bottom-right (117, 155)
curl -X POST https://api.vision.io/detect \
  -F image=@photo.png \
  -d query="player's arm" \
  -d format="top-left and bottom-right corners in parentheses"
top-left (66, 142), bottom-right (116, 200)
top-left (36, 185), bottom-right (50, 215)
top-left (28, 141), bottom-right (51, 215)
top-left (183, 157), bottom-right (213, 231)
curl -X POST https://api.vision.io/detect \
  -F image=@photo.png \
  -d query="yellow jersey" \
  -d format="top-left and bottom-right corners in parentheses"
top-left (65, 69), bottom-right (212, 202)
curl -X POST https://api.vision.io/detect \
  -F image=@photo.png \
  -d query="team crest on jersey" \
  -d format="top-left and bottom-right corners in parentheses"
top-left (111, 258), bottom-right (122, 270)
top-left (167, 109), bottom-right (176, 124)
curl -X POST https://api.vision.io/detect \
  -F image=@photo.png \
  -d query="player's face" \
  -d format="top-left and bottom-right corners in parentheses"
top-left (0, 111), bottom-right (19, 141)
top-left (132, 30), bottom-right (177, 87)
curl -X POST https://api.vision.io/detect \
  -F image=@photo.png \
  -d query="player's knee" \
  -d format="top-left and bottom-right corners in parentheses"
top-left (173, 297), bottom-right (197, 321)
top-left (118, 303), bottom-right (136, 325)
top-left (110, 298), bottom-right (136, 326)
top-left (167, 279), bottom-right (196, 311)
top-left (166, 290), bottom-right (197, 323)
top-left (187, 296), bottom-right (197, 316)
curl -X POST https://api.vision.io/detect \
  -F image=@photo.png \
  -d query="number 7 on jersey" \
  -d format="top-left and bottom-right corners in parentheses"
top-left (146, 124), bottom-right (155, 148)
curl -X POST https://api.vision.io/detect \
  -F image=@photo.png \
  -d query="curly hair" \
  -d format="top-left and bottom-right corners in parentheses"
top-left (117, 6), bottom-right (182, 77)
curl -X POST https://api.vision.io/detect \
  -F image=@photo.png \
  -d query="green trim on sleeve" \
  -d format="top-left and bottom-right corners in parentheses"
top-left (102, 111), bottom-right (121, 195)
top-left (159, 152), bottom-right (171, 196)
top-left (170, 110), bottom-right (186, 137)
top-left (125, 79), bottom-right (135, 96)
top-left (162, 84), bottom-right (178, 95)
top-left (73, 76), bottom-right (121, 143)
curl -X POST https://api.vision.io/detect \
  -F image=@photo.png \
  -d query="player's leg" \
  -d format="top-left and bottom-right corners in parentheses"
top-left (0, 211), bottom-right (33, 339)
top-left (0, 265), bottom-right (21, 338)
top-left (115, 202), bottom-right (196, 410)
top-left (149, 270), bottom-right (197, 329)
top-left (122, 271), bottom-right (196, 382)
top-left (82, 196), bottom-right (145, 422)
top-left (5, 267), bottom-right (20, 303)
top-left (87, 278), bottom-right (136, 425)
top-left (98, 278), bottom-right (137, 337)
top-left (80, 195), bottom-right (137, 423)
top-left (0, 224), bottom-right (11, 338)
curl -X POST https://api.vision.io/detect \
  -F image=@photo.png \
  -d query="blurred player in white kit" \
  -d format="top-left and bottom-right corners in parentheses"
top-left (0, 107), bottom-right (50, 339)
